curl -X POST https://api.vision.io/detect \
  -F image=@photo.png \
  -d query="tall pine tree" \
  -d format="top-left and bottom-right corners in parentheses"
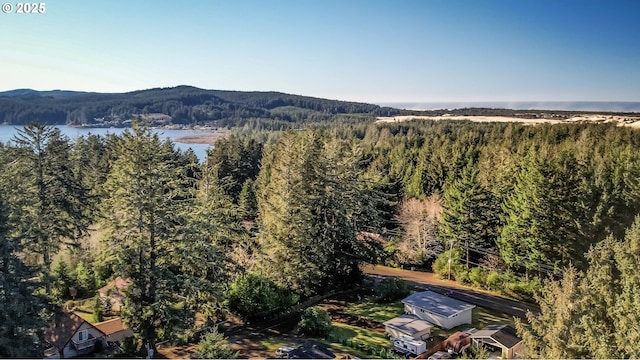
top-left (0, 149), bottom-right (48, 357)
top-left (100, 122), bottom-right (227, 352)
top-left (256, 130), bottom-right (384, 295)
top-left (439, 161), bottom-right (499, 268)
top-left (11, 123), bottom-right (89, 282)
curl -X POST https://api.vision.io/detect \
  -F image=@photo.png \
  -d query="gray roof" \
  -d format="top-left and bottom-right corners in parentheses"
top-left (402, 291), bottom-right (475, 318)
top-left (470, 324), bottom-right (522, 349)
top-left (383, 315), bottom-right (433, 335)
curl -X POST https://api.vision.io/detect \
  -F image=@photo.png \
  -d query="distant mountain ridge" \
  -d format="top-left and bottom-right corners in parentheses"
top-left (0, 89), bottom-right (89, 98)
top-left (0, 85), bottom-right (398, 126)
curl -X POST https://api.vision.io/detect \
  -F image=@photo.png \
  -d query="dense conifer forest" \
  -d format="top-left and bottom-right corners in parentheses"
top-left (2, 101), bottom-right (640, 357)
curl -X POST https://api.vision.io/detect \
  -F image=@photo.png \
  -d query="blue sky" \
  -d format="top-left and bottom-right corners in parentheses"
top-left (1, 0), bottom-right (639, 103)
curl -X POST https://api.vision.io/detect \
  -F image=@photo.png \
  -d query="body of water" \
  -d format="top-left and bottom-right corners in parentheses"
top-left (379, 101), bottom-right (640, 112)
top-left (0, 125), bottom-right (212, 161)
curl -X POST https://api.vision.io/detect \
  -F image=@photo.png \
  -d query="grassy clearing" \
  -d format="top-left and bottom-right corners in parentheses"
top-left (73, 309), bottom-right (96, 323)
top-left (71, 298), bottom-right (118, 323)
top-left (258, 337), bottom-right (290, 352)
top-left (344, 300), bottom-right (404, 323)
top-left (321, 322), bottom-right (393, 359)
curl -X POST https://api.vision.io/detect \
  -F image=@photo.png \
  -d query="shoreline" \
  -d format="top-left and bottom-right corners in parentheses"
top-left (172, 131), bottom-right (228, 145)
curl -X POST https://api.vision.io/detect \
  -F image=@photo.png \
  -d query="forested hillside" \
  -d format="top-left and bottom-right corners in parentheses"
top-left (0, 86), bottom-right (399, 127)
top-left (2, 118), bottom-right (640, 357)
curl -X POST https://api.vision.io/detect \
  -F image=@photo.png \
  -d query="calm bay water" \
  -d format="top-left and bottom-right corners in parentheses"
top-left (0, 125), bottom-right (212, 161)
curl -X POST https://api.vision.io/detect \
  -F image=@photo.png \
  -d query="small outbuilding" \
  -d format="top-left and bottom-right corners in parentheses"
top-left (383, 314), bottom-right (433, 340)
top-left (402, 291), bottom-right (475, 329)
top-left (470, 324), bottom-right (523, 359)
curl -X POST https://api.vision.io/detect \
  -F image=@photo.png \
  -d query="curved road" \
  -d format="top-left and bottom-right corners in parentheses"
top-left (362, 265), bottom-right (539, 319)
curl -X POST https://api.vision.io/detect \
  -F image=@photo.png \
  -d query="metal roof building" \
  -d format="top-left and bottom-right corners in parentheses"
top-left (402, 291), bottom-right (475, 329)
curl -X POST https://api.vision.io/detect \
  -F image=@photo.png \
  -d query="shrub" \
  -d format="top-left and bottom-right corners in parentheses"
top-left (225, 272), bottom-right (296, 317)
top-left (455, 267), bottom-right (470, 283)
top-left (117, 336), bottom-right (139, 357)
top-left (511, 278), bottom-right (541, 299)
top-left (432, 248), bottom-right (464, 280)
top-left (298, 306), bottom-right (332, 337)
top-left (486, 271), bottom-right (502, 290)
top-left (375, 278), bottom-right (411, 302)
top-left (469, 267), bottom-right (487, 287)
top-left (195, 330), bottom-right (237, 359)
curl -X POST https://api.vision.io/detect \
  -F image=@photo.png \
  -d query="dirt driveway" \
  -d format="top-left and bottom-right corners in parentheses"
top-left (362, 265), bottom-right (539, 319)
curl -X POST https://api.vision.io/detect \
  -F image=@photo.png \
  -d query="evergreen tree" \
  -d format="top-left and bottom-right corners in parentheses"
top-left (496, 149), bottom-right (545, 278)
top-left (10, 123), bottom-right (89, 281)
top-left (195, 330), bottom-right (236, 359)
top-left (0, 190), bottom-right (47, 356)
top-left (100, 122), bottom-right (227, 353)
top-left (439, 161), bottom-right (498, 268)
top-left (194, 153), bottom-right (243, 247)
top-left (517, 216), bottom-right (640, 358)
top-left (610, 219), bottom-right (640, 357)
top-left (51, 260), bottom-right (73, 300)
top-left (75, 261), bottom-right (95, 296)
top-left (256, 130), bottom-right (327, 295)
top-left (576, 237), bottom-right (620, 358)
top-left (238, 178), bottom-right (258, 221)
top-left (70, 134), bottom-right (109, 224)
top-left (204, 135), bottom-right (263, 202)
top-left (515, 267), bottom-right (585, 359)
top-left (256, 130), bottom-right (384, 295)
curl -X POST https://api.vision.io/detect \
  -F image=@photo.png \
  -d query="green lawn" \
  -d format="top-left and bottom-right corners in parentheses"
top-left (73, 300), bottom-right (118, 323)
top-left (472, 306), bottom-right (517, 329)
top-left (344, 300), bottom-right (404, 323)
top-left (321, 322), bottom-right (393, 359)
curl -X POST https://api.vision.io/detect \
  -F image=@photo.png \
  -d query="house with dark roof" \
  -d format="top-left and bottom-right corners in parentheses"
top-left (383, 314), bottom-right (433, 340)
top-left (470, 324), bottom-right (523, 359)
top-left (402, 291), bottom-right (475, 329)
top-left (44, 312), bottom-right (106, 358)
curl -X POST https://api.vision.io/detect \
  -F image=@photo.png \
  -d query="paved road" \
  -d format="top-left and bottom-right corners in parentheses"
top-left (362, 265), bottom-right (539, 319)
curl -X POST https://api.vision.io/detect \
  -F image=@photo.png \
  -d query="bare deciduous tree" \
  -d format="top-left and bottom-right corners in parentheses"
top-left (395, 195), bottom-right (444, 265)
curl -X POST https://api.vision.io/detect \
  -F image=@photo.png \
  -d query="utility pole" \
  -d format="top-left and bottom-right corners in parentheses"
top-left (447, 239), bottom-right (454, 281)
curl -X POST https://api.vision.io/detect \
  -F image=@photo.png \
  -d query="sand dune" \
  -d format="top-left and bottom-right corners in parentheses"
top-left (376, 114), bottom-right (640, 126)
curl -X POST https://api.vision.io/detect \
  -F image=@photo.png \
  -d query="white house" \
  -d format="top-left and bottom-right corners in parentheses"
top-left (383, 314), bottom-right (433, 340)
top-left (470, 324), bottom-right (523, 359)
top-left (402, 291), bottom-right (475, 329)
